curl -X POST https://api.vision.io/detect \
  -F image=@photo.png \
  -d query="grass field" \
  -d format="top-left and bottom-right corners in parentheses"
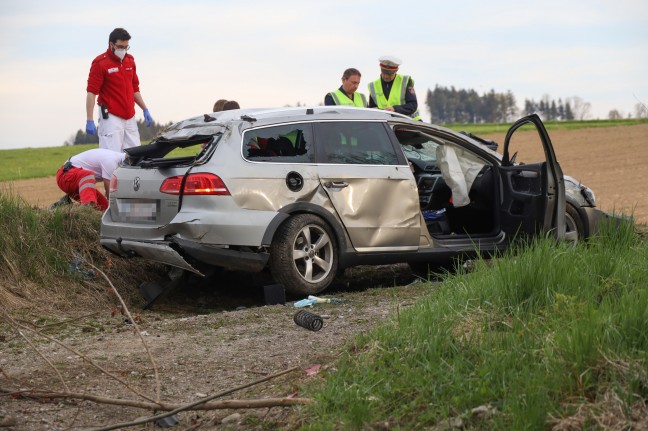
top-left (0, 144), bottom-right (99, 181)
top-left (2, 119), bottom-right (647, 225)
top-left (304, 219), bottom-right (648, 429)
top-left (1, 119), bottom-right (646, 182)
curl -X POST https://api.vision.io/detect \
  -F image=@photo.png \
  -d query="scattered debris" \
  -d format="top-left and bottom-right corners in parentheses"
top-left (293, 310), bottom-right (324, 331)
top-left (293, 295), bottom-right (343, 308)
top-left (67, 255), bottom-right (96, 279)
top-left (304, 364), bottom-right (322, 376)
top-left (154, 414), bottom-right (179, 428)
top-left (263, 284), bottom-right (286, 305)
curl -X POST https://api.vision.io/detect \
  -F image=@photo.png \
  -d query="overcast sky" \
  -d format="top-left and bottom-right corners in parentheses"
top-left (0, 0), bottom-right (646, 150)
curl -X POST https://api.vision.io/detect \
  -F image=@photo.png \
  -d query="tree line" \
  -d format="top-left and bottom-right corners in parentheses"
top-left (425, 85), bottom-right (648, 123)
top-left (67, 89), bottom-right (647, 144)
top-left (66, 119), bottom-right (173, 146)
top-left (424, 85), bottom-right (598, 124)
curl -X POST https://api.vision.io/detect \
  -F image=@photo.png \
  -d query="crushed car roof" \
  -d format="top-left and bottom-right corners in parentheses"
top-left (160, 106), bottom-right (418, 140)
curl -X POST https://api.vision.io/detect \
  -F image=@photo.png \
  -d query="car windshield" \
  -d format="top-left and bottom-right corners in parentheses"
top-left (402, 141), bottom-right (438, 163)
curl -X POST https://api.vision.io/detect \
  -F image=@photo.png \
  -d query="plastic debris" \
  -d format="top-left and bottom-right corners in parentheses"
top-left (154, 414), bottom-right (180, 428)
top-left (422, 208), bottom-right (446, 221)
top-left (67, 255), bottom-right (96, 279)
top-left (304, 364), bottom-right (322, 376)
top-left (293, 295), bottom-right (343, 308)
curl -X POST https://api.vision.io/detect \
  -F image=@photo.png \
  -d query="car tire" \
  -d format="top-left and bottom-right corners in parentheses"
top-left (269, 214), bottom-right (338, 295)
top-left (565, 203), bottom-right (584, 245)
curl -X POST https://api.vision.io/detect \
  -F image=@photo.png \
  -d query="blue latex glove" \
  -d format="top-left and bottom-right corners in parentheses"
top-left (143, 108), bottom-right (153, 127)
top-left (293, 298), bottom-right (317, 308)
top-left (86, 120), bottom-right (97, 135)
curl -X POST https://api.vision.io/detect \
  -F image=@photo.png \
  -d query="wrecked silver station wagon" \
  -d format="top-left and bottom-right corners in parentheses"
top-left (100, 107), bottom-right (605, 295)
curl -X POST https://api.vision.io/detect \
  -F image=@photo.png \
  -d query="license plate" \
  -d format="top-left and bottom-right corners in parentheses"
top-left (116, 199), bottom-right (159, 222)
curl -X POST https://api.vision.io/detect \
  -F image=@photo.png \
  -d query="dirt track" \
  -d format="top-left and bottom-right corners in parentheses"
top-left (3, 124), bottom-right (648, 224)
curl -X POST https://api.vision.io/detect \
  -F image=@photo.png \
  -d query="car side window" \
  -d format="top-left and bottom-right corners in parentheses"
top-left (315, 122), bottom-right (400, 165)
top-left (243, 124), bottom-right (314, 163)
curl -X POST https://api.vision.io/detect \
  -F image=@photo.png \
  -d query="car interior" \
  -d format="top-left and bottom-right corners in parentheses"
top-left (245, 127), bottom-right (310, 160)
top-left (394, 128), bottom-right (498, 237)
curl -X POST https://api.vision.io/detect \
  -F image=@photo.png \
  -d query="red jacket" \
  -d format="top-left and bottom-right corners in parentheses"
top-left (86, 48), bottom-right (140, 120)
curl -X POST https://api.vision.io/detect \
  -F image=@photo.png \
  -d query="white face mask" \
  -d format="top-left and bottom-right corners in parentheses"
top-left (114, 49), bottom-right (127, 61)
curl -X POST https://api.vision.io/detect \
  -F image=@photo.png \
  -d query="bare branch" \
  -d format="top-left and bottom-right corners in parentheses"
top-left (89, 366), bottom-right (303, 431)
top-left (16, 329), bottom-right (70, 393)
top-left (0, 387), bottom-right (311, 411)
top-left (0, 366), bottom-right (306, 431)
top-left (0, 307), bottom-right (159, 405)
top-left (86, 261), bottom-right (162, 402)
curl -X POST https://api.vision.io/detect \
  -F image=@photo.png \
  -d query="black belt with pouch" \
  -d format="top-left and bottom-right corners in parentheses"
top-left (62, 160), bottom-right (74, 173)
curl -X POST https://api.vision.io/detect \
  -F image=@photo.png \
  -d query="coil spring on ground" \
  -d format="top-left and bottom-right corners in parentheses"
top-left (293, 310), bottom-right (324, 331)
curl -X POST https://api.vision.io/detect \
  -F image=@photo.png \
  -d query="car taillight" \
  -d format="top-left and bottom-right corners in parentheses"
top-left (160, 173), bottom-right (230, 195)
top-left (109, 175), bottom-right (118, 193)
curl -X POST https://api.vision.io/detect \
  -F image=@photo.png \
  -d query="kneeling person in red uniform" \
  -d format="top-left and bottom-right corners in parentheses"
top-left (56, 149), bottom-right (126, 211)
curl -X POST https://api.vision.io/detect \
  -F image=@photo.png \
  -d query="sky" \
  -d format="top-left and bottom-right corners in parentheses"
top-left (0, 0), bottom-right (646, 150)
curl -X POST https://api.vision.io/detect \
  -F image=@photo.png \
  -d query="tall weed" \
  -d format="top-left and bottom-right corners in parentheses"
top-left (303, 217), bottom-right (648, 429)
top-left (0, 189), bottom-right (163, 315)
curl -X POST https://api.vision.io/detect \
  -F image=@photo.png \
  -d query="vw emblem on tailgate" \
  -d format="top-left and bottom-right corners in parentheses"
top-left (133, 177), bottom-right (140, 191)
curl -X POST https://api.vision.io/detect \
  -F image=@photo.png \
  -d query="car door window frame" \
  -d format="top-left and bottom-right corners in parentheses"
top-left (314, 121), bottom-right (407, 166)
top-left (242, 122), bottom-right (315, 163)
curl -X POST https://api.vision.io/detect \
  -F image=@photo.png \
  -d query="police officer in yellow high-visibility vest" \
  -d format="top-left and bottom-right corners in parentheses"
top-left (368, 56), bottom-right (421, 121)
top-left (324, 68), bottom-right (368, 107)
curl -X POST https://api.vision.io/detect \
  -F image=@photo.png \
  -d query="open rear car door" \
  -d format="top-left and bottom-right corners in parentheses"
top-left (499, 114), bottom-right (566, 240)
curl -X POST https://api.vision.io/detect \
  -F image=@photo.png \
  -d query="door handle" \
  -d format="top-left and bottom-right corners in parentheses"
top-left (515, 171), bottom-right (539, 178)
top-left (324, 181), bottom-right (349, 189)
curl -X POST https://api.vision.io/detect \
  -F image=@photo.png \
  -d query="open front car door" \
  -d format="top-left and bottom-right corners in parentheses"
top-left (499, 114), bottom-right (566, 240)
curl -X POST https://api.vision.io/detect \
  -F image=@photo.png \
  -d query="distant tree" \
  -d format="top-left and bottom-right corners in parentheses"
top-left (538, 100), bottom-right (546, 118)
top-left (136, 119), bottom-right (174, 142)
top-left (523, 99), bottom-right (535, 116)
top-left (568, 96), bottom-right (591, 120)
top-left (72, 119), bottom-right (173, 145)
top-left (428, 87), bottom-right (594, 124)
top-left (608, 109), bottom-right (623, 120)
top-left (63, 134), bottom-right (76, 146)
top-left (72, 129), bottom-right (99, 145)
top-left (504, 91), bottom-right (518, 121)
top-left (549, 101), bottom-right (558, 120)
top-left (564, 101), bottom-right (574, 120)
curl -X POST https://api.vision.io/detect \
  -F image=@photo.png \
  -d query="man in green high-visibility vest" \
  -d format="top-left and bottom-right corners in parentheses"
top-left (368, 55), bottom-right (421, 121)
top-left (324, 68), bottom-right (368, 107)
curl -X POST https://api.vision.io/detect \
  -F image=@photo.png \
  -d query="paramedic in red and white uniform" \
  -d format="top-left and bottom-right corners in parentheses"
top-left (85, 27), bottom-right (153, 152)
top-left (56, 149), bottom-right (126, 211)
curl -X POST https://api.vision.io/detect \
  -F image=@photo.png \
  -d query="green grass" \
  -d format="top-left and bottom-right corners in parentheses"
top-left (0, 189), bottom-right (167, 313)
top-left (0, 144), bottom-right (98, 181)
top-left (0, 189), bottom-right (101, 286)
top-left (0, 143), bottom-right (199, 182)
top-left (2, 119), bottom-right (647, 182)
top-left (301, 218), bottom-right (648, 429)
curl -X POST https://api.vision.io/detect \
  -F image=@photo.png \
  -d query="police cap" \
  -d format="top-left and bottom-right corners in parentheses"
top-left (379, 55), bottom-right (402, 74)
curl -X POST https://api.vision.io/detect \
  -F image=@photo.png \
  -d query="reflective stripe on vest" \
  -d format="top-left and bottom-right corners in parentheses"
top-left (329, 89), bottom-right (368, 107)
top-left (369, 74), bottom-right (421, 120)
